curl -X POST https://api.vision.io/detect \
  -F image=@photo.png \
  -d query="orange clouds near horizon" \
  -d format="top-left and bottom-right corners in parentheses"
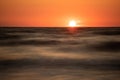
top-left (0, 0), bottom-right (120, 27)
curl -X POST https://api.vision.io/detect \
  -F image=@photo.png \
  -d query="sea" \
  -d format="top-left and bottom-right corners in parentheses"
top-left (0, 27), bottom-right (120, 80)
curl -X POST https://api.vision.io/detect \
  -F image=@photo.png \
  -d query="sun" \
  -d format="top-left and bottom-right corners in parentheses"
top-left (68, 20), bottom-right (77, 27)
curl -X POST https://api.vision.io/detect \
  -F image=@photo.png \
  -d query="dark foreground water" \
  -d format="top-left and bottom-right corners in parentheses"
top-left (0, 27), bottom-right (120, 80)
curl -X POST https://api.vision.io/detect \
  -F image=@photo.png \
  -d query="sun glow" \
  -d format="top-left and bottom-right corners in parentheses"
top-left (68, 20), bottom-right (77, 27)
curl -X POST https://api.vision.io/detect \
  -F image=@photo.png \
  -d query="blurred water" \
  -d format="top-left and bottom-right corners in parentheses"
top-left (0, 27), bottom-right (120, 80)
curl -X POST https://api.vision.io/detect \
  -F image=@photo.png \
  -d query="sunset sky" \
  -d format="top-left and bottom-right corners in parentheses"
top-left (0, 0), bottom-right (120, 27)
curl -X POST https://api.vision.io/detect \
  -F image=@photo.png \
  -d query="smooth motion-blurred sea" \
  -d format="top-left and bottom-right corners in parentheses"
top-left (0, 27), bottom-right (120, 80)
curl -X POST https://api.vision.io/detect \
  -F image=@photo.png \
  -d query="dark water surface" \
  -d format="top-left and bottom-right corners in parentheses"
top-left (0, 27), bottom-right (120, 80)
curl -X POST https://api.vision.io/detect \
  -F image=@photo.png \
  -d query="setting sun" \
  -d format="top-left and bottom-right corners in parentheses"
top-left (68, 20), bottom-right (77, 27)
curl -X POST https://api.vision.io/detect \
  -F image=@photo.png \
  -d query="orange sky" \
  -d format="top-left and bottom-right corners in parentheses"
top-left (0, 0), bottom-right (120, 27)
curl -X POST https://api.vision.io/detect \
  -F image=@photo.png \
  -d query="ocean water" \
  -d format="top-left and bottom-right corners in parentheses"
top-left (0, 27), bottom-right (120, 80)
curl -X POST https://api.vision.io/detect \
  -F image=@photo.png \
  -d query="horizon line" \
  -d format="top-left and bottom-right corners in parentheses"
top-left (0, 26), bottom-right (120, 28)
